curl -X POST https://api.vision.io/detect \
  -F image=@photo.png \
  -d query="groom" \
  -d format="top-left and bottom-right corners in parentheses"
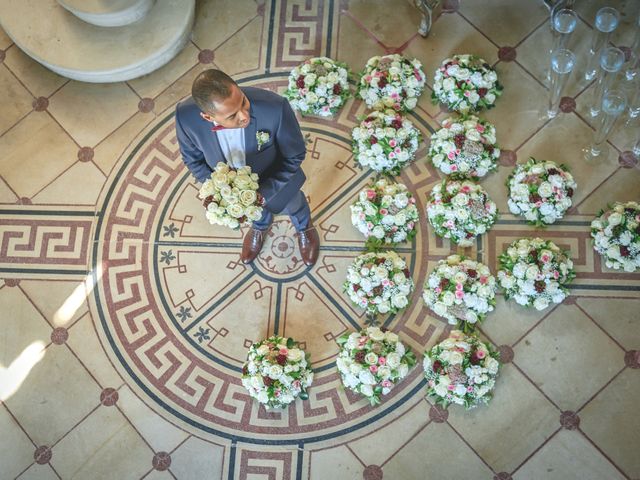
top-left (175, 69), bottom-right (319, 266)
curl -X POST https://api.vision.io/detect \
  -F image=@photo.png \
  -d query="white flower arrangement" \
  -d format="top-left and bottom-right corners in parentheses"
top-left (241, 336), bottom-right (313, 409)
top-left (428, 115), bottom-right (500, 178)
top-left (424, 330), bottom-right (500, 409)
top-left (422, 255), bottom-right (496, 332)
top-left (432, 54), bottom-right (503, 113)
top-left (336, 326), bottom-right (416, 406)
top-left (358, 54), bottom-right (426, 112)
top-left (507, 158), bottom-right (577, 227)
top-left (497, 237), bottom-right (575, 310)
top-left (256, 131), bottom-right (270, 151)
top-left (284, 57), bottom-right (351, 117)
top-left (351, 109), bottom-right (422, 175)
top-left (427, 179), bottom-right (498, 247)
top-left (591, 201), bottom-right (640, 272)
top-left (350, 177), bottom-right (419, 249)
top-left (343, 251), bottom-right (414, 317)
top-left (199, 162), bottom-right (264, 230)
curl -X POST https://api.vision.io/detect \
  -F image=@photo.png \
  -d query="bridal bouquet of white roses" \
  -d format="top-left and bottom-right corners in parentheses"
top-left (422, 255), bottom-right (496, 331)
top-left (591, 201), bottom-right (640, 272)
top-left (344, 251), bottom-right (414, 317)
top-left (424, 330), bottom-right (500, 409)
top-left (284, 57), bottom-right (351, 117)
top-left (351, 110), bottom-right (422, 175)
top-left (427, 179), bottom-right (498, 247)
top-left (507, 158), bottom-right (576, 226)
top-left (358, 54), bottom-right (426, 112)
top-left (199, 162), bottom-right (264, 230)
top-left (241, 336), bottom-right (314, 409)
top-left (428, 115), bottom-right (500, 178)
top-left (497, 237), bottom-right (575, 310)
top-left (350, 177), bottom-right (419, 248)
top-left (432, 54), bottom-right (503, 113)
top-left (337, 326), bottom-right (416, 406)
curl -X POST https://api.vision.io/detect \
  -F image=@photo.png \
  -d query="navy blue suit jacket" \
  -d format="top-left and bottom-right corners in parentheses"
top-left (175, 87), bottom-right (307, 214)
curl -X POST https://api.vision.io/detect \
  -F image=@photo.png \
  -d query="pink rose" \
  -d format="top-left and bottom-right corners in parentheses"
top-left (279, 348), bottom-right (288, 355)
top-left (476, 350), bottom-right (486, 359)
top-left (370, 365), bottom-right (378, 373)
top-left (389, 139), bottom-right (397, 148)
top-left (366, 190), bottom-right (376, 200)
top-left (476, 124), bottom-right (485, 133)
top-left (455, 290), bottom-right (464, 299)
top-left (378, 357), bottom-right (386, 365)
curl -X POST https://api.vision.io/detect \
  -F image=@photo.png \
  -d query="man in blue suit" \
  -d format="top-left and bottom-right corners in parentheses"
top-left (175, 69), bottom-right (319, 266)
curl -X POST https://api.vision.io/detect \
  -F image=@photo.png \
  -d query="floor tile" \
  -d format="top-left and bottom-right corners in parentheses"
top-left (0, 112), bottom-right (79, 199)
top-left (51, 404), bottom-right (153, 480)
top-left (514, 304), bottom-right (624, 410)
top-left (580, 368), bottom-right (640, 478)
top-left (192, 0), bottom-right (260, 51)
top-left (65, 312), bottom-right (124, 389)
top-left (0, 176), bottom-right (19, 203)
top-left (482, 61), bottom-right (549, 152)
top-left (31, 160), bottom-right (106, 205)
top-left (345, 0), bottom-right (420, 48)
top-left (577, 297), bottom-right (640, 350)
top-left (3, 45), bottom-right (67, 98)
top-left (0, 284), bottom-right (51, 367)
top-left (348, 400), bottom-right (429, 466)
top-left (128, 43), bottom-right (200, 101)
top-left (4, 345), bottom-right (101, 446)
top-left (170, 436), bottom-right (226, 480)
top-left (116, 385), bottom-right (190, 453)
top-left (213, 16), bottom-right (265, 77)
top-left (447, 364), bottom-right (560, 473)
top-left (335, 13), bottom-right (384, 77)
top-left (16, 463), bottom-right (59, 480)
top-left (514, 429), bottom-right (625, 480)
top-left (459, 0), bottom-right (548, 47)
top-left (0, 64), bottom-right (34, 136)
top-left (308, 445), bottom-right (363, 480)
top-left (19, 279), bottom-right (89, 328)
top-left (0, 406), bottom-right (36, 480)
top-left (383, 420), bottom-right (494, 479)
top-left (480, 296), bottom-right (552, 348)
top-left (0, 25), bottom-right (13, 49)
top-left (47, 81), bottom-right (140, 147)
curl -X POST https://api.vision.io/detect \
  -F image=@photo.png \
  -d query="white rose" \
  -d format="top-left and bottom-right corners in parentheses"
top-left (538, 182), bottom-right (553, 198)
top-left (359, 370), bottom-right (377, 385)
top-left (608, 213), bottom-right (623, 226)
top-left (533, 297), bottom-right (550, 311)
top-left (449, 351), bottom-right (464, 365)
top-left (386, 352), bottom-right (401, 368)
top-left (287, 349), bottom-right (305, 362)
top-left (368, 327), bottom-right (385, 341)
top-left (392, 294), bottom-right (409, 309)
top-left (360, 384), bottom-right (374, 397)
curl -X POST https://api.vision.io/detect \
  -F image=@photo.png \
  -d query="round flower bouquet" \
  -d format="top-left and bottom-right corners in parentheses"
top-left (343, 251), bottom-right (414, 317)
top-left (432, 54), bottom-right (503, 113)
top-left (284, 57), bottom-right (351, 117)
top-left (592, 201), bottom-right (640, 272)
top-left (350, 177), bottom-right (419, 248)
top-left (497, 237), bottom-right (575, 310)
top-left (422, 255), bottom-right (496, 332)
top-left (241, 336), bottom-right (314, 409)
top-left (336, 326), bottom-right (416, 406)
top-left (507, 158), bottom-right (576, 226)
top-left (351, 109), bottom-right (422, 175)
top-left (428, 115), bottom-right (500, 178)
top-left (424, 330), bottom-right (500, 409)
top-left (427, 179), bottom-right (498, 247)
top-left (199, 162), bottom-right (264, 230)
top-left (358, 54), bottom-right (426, 112)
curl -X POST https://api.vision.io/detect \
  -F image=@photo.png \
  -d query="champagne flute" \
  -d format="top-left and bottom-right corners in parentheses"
top-left (548, 49), bottom-right (576, 118)
top-left (584, 7), bottom-right (620, 81)
top-left (590, 47), bottom-right (625, 117)
top-left (585, 89), bottom-right (626, 160)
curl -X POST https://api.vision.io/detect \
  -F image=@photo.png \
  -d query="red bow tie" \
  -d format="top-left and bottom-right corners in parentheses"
top-left (211, 125), bottom-right (226, 132)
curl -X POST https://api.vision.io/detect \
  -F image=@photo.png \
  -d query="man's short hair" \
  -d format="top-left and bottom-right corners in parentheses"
top-left (192, 69), bottom-right (237, 113)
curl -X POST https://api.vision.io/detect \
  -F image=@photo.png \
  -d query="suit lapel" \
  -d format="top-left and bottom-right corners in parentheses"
top-left (244, 113), bottom-right (258, 158)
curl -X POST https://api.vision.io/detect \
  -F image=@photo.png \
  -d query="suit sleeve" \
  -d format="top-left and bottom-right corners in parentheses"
top-left (259, 99), bottom-right (306, 200)
top-left (175, 111), bottom-right (212, 183)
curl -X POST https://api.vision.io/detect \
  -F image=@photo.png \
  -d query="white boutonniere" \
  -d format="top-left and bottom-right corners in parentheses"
top-left (256, 131), bottom-right (270, 151)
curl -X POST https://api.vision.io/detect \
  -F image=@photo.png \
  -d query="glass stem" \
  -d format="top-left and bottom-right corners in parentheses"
top-left (585, 31), bottom-right (610, 80)
top-left (590, 70), bottom-right (615, 116)
top-left (591, 113), bottom-right (618, 155)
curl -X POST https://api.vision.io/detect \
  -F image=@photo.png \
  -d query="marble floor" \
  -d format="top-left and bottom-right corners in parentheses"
top-left (1, 0), bottom-right (640, 479)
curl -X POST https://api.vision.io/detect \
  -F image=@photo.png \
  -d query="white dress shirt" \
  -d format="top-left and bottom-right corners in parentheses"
top-left (215, 124), bottom-right (246, 168)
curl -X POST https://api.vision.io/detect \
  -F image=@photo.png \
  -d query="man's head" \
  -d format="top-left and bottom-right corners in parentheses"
top-left (192, 69), bottom-right (251, 129)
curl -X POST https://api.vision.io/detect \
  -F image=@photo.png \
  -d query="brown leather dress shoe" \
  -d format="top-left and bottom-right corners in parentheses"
top-left (241, 227), bottom-right (267, 264)
top-left (297, 226), bottom-right (320, 266)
